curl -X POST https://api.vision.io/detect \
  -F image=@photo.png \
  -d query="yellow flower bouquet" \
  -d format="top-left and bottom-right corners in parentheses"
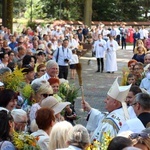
top-left (0, 67), bottom-right (25, 92)
top-left (12, 131), bottom-right (40, 150)
top-left (86, 131), bottom-right (113, 150)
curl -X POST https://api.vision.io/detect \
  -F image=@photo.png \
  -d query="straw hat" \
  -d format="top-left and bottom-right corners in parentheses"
top-left (41, 96), bottom-right (70, 115)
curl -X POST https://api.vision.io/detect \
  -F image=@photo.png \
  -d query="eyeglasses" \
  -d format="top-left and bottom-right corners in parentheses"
top-left (130, 133), bottom-right (150, 139)
top-left (40, 69), bottom-right (46, 72)
top-left (42, 94), bottom-right (53, 98)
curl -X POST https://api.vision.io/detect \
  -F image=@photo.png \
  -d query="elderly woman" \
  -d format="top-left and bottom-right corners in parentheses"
top-left (49, 121), bottom-right (73, 150)
top-left (29, 78), bottom-right (53, 123)
top-left (31, 108), bottom-right (55, 150)
top-left (11, 109), bottom-right (27, 132)
top-left (56, 124), bottom-right (90, 150)
top-left (0, 110), bottom-right (15, 150)
top-left (48, 77), bottom-right (62, 102)
top-left (0, 89), bottom-right (17, 112)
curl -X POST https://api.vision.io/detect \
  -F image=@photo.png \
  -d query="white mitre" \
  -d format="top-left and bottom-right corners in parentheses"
top-left (107, 77), bottom-right (132, 120)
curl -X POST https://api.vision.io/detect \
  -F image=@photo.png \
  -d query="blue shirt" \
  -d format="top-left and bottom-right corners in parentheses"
top-left (9, 42), bottom-right (18, 50)
top-left (0, 141), bottom-right (15, 150)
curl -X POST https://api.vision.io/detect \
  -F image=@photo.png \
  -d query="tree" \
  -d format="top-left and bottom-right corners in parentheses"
top-left (2, 0), bottom-right (13, 31)
top-left (13, 0), bottom-right (26, 18)
top-left (84, 0), bottom-right (92, 27)
top-left (9, 0), bottom-right (150, 22)
top-left (139, 0), bottom-right (150, 20)
top-left (42, 0), bottom-right (83, 20)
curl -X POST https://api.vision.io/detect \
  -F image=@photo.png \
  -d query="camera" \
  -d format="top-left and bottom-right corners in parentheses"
top-left (64, 59), bottom-right (69, 63)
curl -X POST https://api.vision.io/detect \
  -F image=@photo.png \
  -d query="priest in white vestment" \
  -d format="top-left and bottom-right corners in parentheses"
top-left (82, 77), bottom-right (132, 142)
top-left (105, 35), bottom-right (119, 73)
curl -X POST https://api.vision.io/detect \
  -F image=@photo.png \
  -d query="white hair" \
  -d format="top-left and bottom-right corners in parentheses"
top-left (46, 60), bottom-right (58, 69)
top-left (67, 124), bottom-right (90, 149)
top-left (11, 109), bottom-right (27, 123)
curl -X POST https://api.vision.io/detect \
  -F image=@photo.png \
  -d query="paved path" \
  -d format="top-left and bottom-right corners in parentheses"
top-left (69, 45), bottom-right (134, 126)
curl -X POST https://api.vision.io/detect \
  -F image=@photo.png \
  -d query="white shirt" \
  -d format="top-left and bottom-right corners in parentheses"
top-left (29, 103), bottom-right (41, 122)
top-left (70, 54), bottom-right (79, 65)
top-left (31, 129), bottom-right (49, 150)
top-left (93, 39), bottom-right (106, 58)
top-left (102, 29), bottom-right (110, 39)
top-left (68, 39), bottom-right (79, 50)
top-left (140, 77), bottom-right (150, 94)
top-left (139, 29), bottom-right (148, 39)
top-left (40, 73), bottom-right (51, 80)
top-left (118, 117), bottom-right (145, 133)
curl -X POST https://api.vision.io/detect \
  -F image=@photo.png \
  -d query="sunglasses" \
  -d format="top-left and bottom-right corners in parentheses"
top-left (130, 133), bottom-right (150, 139)
top-left (42, 94), bottom-right (53, 98)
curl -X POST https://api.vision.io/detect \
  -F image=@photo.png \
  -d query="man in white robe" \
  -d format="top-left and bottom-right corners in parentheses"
top-left (105, 35), bottom-right (118, 73)
top-left (82, 77), bottom-right (131, 142)
top-left (93, 34), bottom-right (106, 73)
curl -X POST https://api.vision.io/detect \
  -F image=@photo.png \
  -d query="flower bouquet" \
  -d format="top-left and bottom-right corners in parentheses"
top-left (100, 131), bottom-right (113, 150)
top-left (58, 82), bottom-right (79, 104)
top-left (86, 139), bottom-right (101, 150)
top-left (0, 67), bottom-right (25, 92)
top-left (12, 131), bottom-right (40, 150)
top-left (21, 84), bottom-right (35, 105)
top-left (86, 131), bottom-right (113, 150)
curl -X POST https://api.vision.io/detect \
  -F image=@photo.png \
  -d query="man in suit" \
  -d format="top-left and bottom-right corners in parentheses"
top-left (133, 28), bottom-right (140, 50)
top-left (120, 24), bottom-right (128, 50)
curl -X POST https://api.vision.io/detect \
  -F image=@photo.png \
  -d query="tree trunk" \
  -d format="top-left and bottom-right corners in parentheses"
top-left (2, 0), bottom-right (13, 32)
top-left (2, 0), bottom-right (7, 27)
top-left (83, 0), bottom-right (92, 27)
top-left (7, 0), bottom-right (13, 32)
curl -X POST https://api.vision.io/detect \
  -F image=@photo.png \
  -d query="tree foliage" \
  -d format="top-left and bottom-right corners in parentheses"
top-left (1, 0), bottom-right (150, 21)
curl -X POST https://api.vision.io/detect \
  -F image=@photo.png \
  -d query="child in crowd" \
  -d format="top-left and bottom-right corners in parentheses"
top-left (69, 49), bottom-right (79, 79)
top-left (126, 74), bottom-right (136, 85)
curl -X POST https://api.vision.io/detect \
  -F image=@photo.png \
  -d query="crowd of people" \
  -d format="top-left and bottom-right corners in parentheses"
top-left (0, 22), bottom-right (150, 150)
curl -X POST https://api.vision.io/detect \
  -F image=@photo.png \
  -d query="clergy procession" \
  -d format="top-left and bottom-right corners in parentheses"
top-left (0, 22), bottom-right (150, 150)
